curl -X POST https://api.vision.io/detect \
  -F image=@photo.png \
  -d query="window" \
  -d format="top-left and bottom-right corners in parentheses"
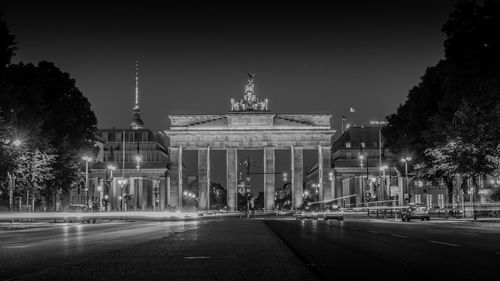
top-left (345, 142), bottom-right (351, 148)
top-left (102, 132), bottom-right (108, 142)
top-left (415, 194), bottom-right (421, 204)
top-left (142, 132), bottom-right (148, 142)
top-left (129, 132), bottom-right (135, 142)
top-left (426, 194), bottom-right (433, 208)
top-left (438, 194), bottom-right (444, 209)
top-left (346, 152), bottom-right (352, 159)
top-left (116, 132), bottom-right (122, 142)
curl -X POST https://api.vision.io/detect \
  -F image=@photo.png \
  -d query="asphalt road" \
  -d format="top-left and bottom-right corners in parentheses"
top-left (1, 217), bottom-right (499, 281)
top-left (265, 218), bottom-right (500, 281)
top-left (0, 220), bottom-right (201, 280)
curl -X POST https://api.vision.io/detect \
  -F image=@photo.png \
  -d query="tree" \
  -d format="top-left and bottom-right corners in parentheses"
top-left (0, 13), bottom-right (16, 68)
top-left (414, 101), bottom-right (500, 202)
top-left (13, 148), bottom-right (56, 208)
top-left (383, 0), bottom-right (500, 193)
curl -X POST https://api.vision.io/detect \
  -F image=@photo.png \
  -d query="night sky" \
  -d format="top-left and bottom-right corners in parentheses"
top-left (2, 0), bottom-right (458, 135)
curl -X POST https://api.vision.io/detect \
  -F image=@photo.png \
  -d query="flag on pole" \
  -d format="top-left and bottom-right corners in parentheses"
top-left (349, 107), bottom-right (355, 113)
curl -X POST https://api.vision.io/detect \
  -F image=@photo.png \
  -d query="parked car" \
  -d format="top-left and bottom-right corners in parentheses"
top-left (294, 211), bottom-right (319, 220)
top-left (67, 204), bottom-right (90, 213)
top-left (401, 204), bottom-right (430, 222)
top-left (322, 205), bottom-right (344, 221)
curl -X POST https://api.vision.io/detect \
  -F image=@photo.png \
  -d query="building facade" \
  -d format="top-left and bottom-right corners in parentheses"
top-left (163, 74), bottom-right (336, 210)
top-left (71, 62), bottom-right (169, 211)
top-left (330, 125), bottom-right (402, 207)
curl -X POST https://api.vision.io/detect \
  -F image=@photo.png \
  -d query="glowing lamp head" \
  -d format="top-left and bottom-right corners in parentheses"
top-left (13, 139), bottom-right (21, 147)
top-left (82, 156), bottom-right (92, 162)
top-left (107, 164), bottom-right (116, 170)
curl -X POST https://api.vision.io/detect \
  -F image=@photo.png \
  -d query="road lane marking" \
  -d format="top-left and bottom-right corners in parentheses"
top-left (184, 256), bottom-right (212, 259)
top-left (429, 241), bottom-right (461, 247)
top-left (367, 230), bottom-right (379, 234)
top-left (350, 227), bottom-right (360, 230)
top-left (391, 234), bottom-right (408, 239)
top-left (3, 245), bottom-right (30, 249)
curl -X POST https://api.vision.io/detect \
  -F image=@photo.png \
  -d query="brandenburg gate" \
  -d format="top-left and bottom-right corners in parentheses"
top-left (163, 74), bottom-right (335, 210)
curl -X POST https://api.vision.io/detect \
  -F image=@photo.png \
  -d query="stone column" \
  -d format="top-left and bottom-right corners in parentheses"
top-left (198, 147), bottom-right (210, 210)
top-left (111, 177), bottom-right (118, 210)
top-left (142, 179), bottom-right (149, 210)
top-left (319, 146), bottom-right (332, 203)
top-left (318, 146), bottom-right (324, 208)
top-left (168, 147), bottom-right (183, 209)
top-left (226, 148), bottom-right (238, 211)
top-left (292, 147), bottom-right (303, 209)
top-left (159, 178), bottom-right (166, 211)
top-left (263, 147), bottom-right (275, 210)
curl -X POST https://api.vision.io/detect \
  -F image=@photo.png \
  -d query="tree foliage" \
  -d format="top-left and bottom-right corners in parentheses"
top-left (0, 13), bottom-right (16, 68)
top-left (0, 15), bottom-right (97, 207)
top-left (13, 148), bottom-right (56, 198)
top-left (383, 0), bottom-right (500, 180)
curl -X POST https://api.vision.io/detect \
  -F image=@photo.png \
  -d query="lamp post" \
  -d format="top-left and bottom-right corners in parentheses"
top-left (8, 109), bottom-right (22, 213)
top-left (400, 156), bottom-right (412, 204)
top-left (380, 164), bottom-right (388, 203)
top-left (118, 178), bottom-right (127, 211)
top-left (135, 155), bottom-right (142, 171)
top-left (82, 156), bottom-right (92, 208)
top-left (359, 154), bottom-right (365, 206)
top-left (106, 165), bottom-right (116, 212)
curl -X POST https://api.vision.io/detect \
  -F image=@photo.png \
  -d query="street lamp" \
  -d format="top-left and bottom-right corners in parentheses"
top-left (380, 164), bottom-right (388, 202)
top-left (401, 156), bottom-right (412, 204)
top-left (359, 154), bottom-right (366, 205)
top-left (105, 165), bottom-right (116, 212)
top-left (118, 178), bottom-right (128, 211)
top-left (135, 155), bottom-right (142, 171)
top-left (82, 156), bottom-right (93, 208)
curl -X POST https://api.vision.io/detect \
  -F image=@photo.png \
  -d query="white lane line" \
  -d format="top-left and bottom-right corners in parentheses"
top-left (391, 234), bottom-right (409, 239)
top-left (367, 230), bottom-right (379, 234)
top-left (429, 240), bottom-right (461, 247)
top-left (184, 256), bottom-right (212, 259)
top-left (3, 245), bottom-right (30, 249)
top-left (350, 227), bottom-right (360, 230)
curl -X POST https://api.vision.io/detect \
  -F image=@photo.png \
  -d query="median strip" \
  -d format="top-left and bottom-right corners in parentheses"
top-left (429, 241), bottom-right (461, 247)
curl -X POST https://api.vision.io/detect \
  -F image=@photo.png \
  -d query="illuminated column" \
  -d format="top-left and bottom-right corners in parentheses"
top-left (263, 147), bottom-right (275, 210)
top-left (198, 147), bottom-right (210, 210)
top-left (292, 147), bottom-right (304, 209)
top-left (159, 178), bottom-right (166, 211)
top-left (141, 178), bottom-right (148, 210)
top-left (111, 177), bottom-right (118, 210)
top-left (168, 147), bottom-right (183, 209)
top-left (227, 148), bottom-right (238, 211)
top-left (320, 146), bottom-right (332, 202)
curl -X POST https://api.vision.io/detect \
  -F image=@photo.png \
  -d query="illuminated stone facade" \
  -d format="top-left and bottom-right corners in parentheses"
top-left (163, 75), bottom-right (336, 210)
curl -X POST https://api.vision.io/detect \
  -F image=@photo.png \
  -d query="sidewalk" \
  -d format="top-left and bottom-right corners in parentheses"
top-left (13, 219), bottom-right (318, 281)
